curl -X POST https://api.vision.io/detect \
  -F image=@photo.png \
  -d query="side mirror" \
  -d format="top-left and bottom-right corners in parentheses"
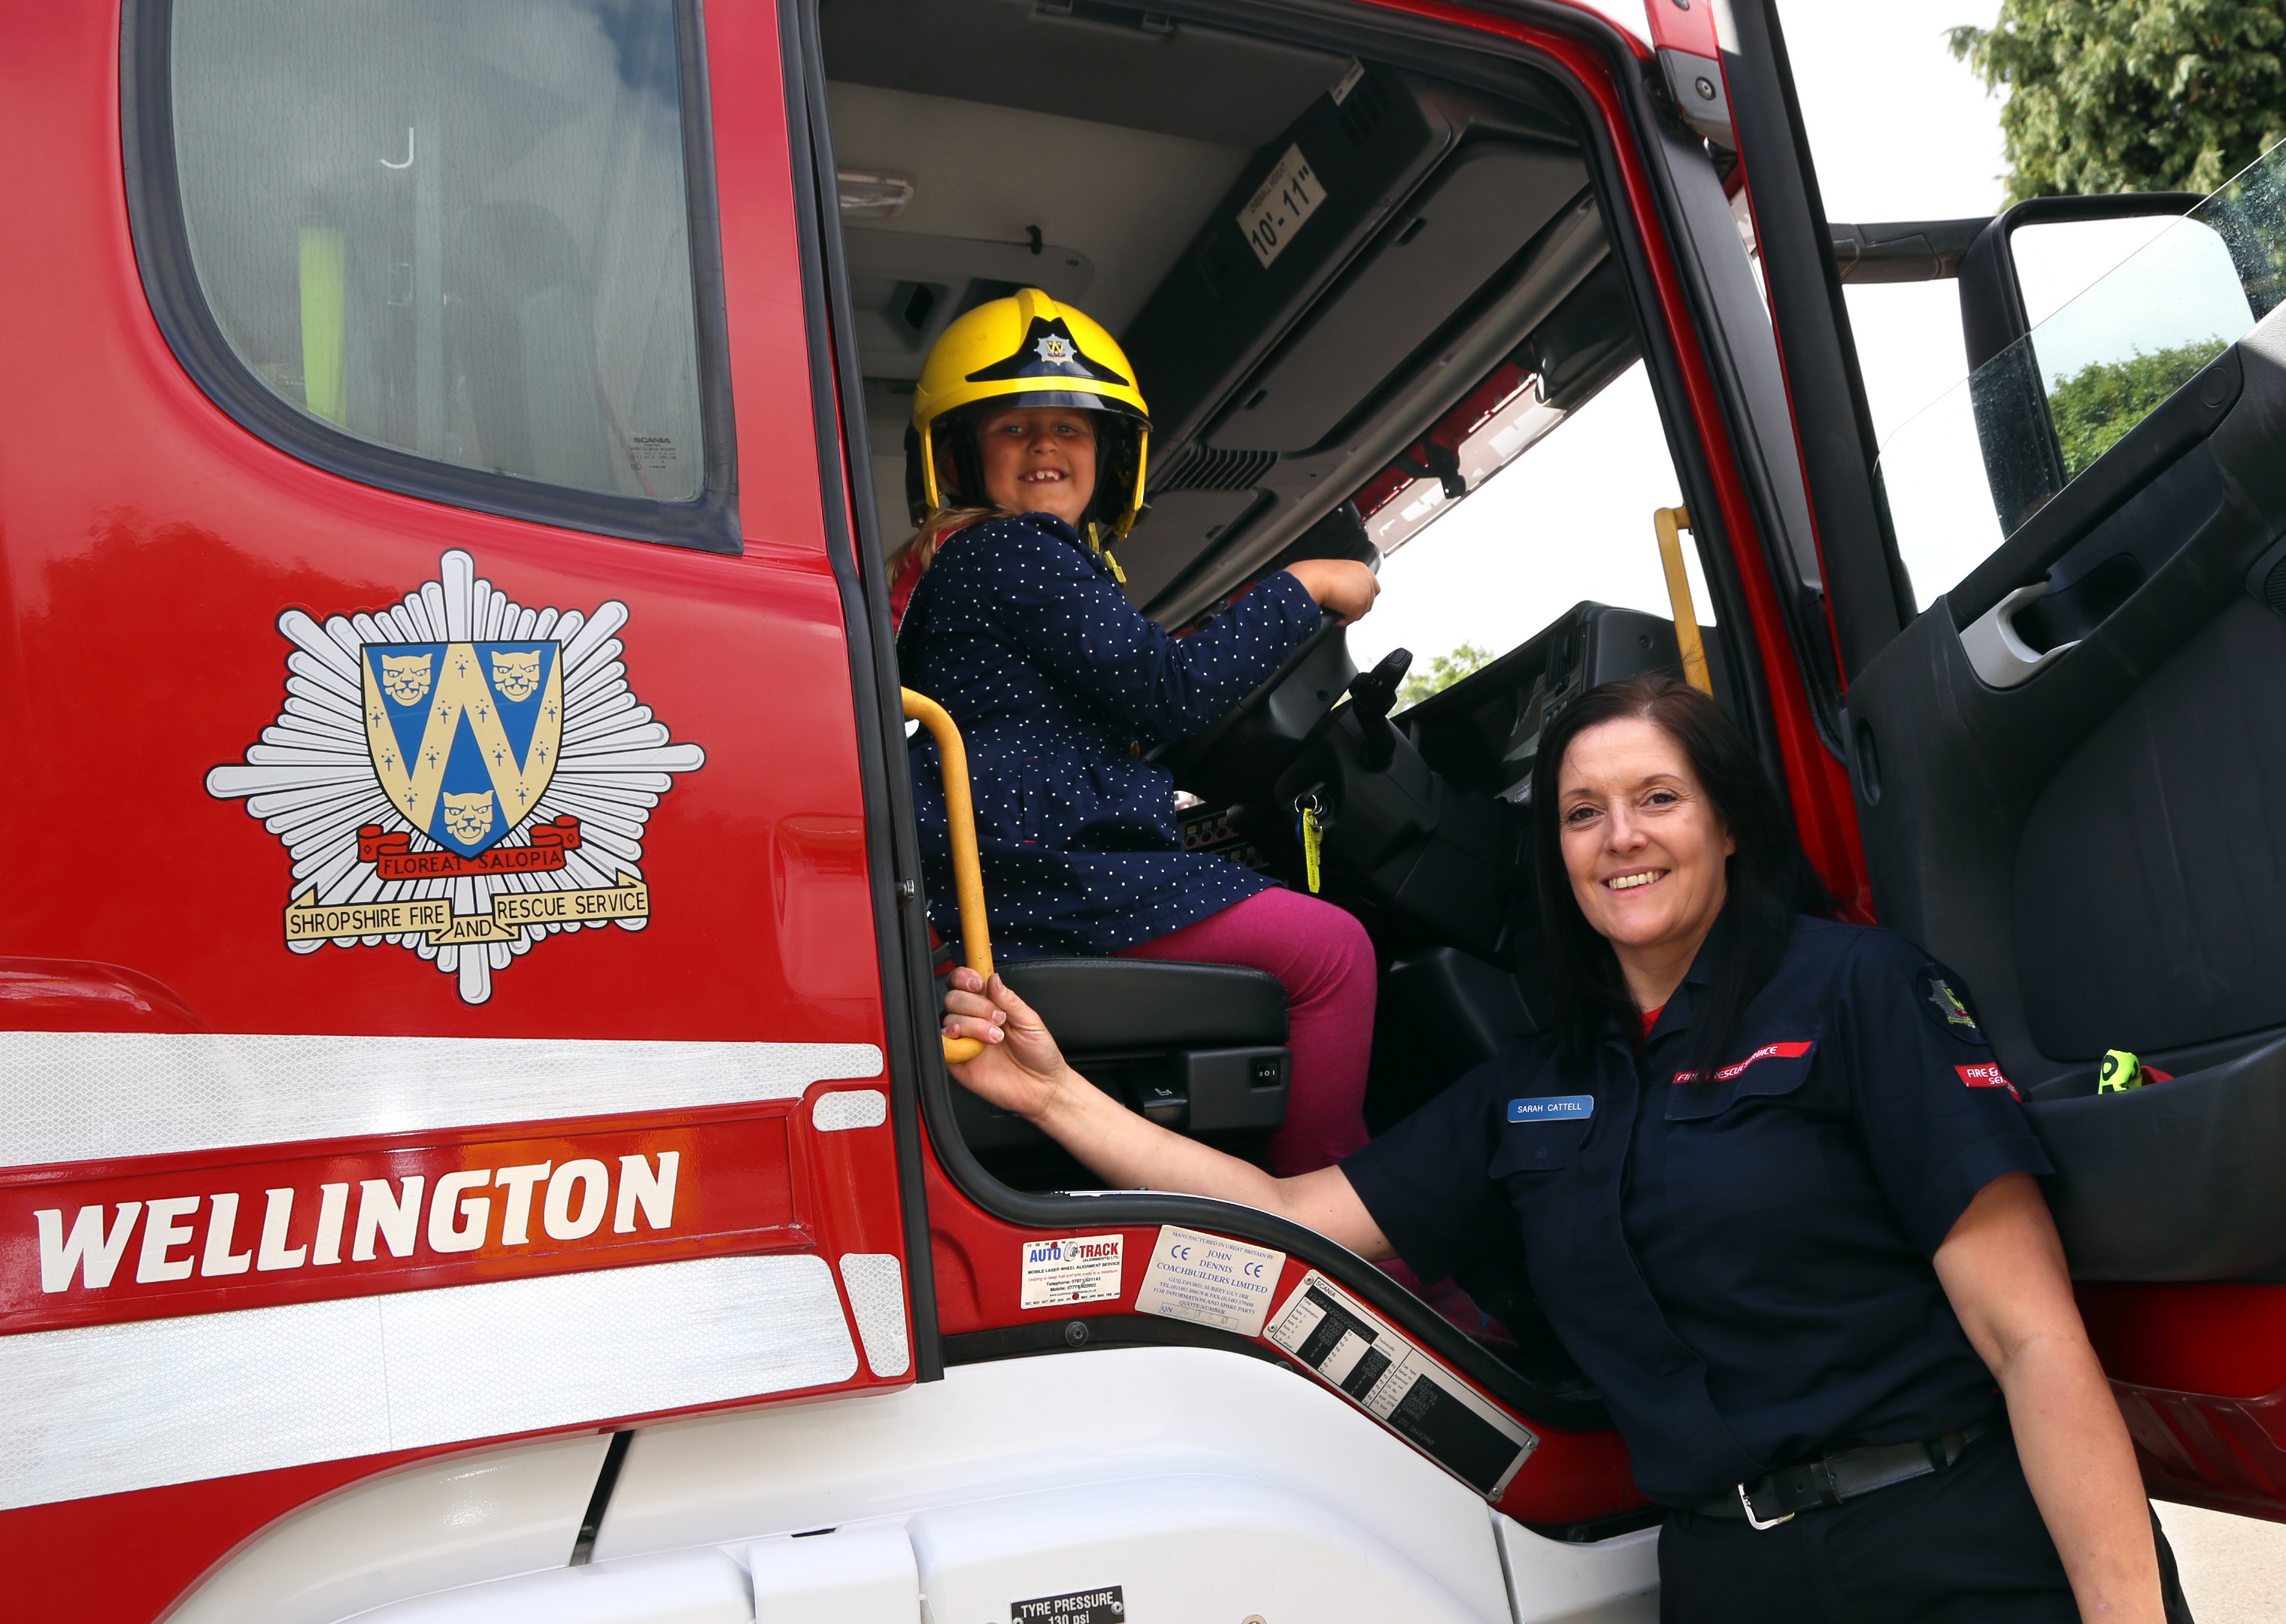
top-left (1956, 193), bottom-right (2206, 372)
top-left (1957, 192), bottom-right (2246, 532)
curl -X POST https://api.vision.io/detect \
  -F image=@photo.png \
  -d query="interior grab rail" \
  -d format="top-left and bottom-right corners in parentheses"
top-left (1653, 504), bottom-right (1714, 696)
top-left (902, 688), bottom-right (993, 1064)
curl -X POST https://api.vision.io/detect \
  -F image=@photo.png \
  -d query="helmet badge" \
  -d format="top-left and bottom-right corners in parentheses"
top-left (965, 316), bottom-right (1131, 387)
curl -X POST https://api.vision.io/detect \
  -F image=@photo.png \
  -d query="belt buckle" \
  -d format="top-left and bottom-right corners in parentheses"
top-left (1738, 1482), bottom-right (1795, 1531)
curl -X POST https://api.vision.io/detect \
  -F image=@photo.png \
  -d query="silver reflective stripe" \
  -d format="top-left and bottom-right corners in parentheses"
top-left (838, 1253), bottom-right (910, 1378)
top-left (0, 1032), bottom-right (884, 1168)
top-left (812, 1089), bottom-right (889, 1132)
top-left (0, 1253), bottom-right (858, 1510)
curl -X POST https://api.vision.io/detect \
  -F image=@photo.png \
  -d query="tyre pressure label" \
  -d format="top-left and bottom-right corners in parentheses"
top-left (1012, 1586), bottom-right (1123, 1622)
top-left (1018, 1233), bottom-right (1124, 1309)
top-left (1135, 1225), bottom-right (1285, 1336)
top-left (1266, 1271), bottom-right (1538, 1498)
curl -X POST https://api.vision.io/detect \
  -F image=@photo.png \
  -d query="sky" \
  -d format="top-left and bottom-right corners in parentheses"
top-left (1348, 0), bottom-right (2015, 675)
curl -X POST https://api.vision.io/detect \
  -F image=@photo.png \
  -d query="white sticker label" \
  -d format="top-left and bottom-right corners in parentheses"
top-left (1330, 59), bottom-right (1366, 105)
top-left (1266, 1271), bottom-right (1538, 1499)
top-left (1018, 1234), bottom-right (1125, 1310)
top-left (1239, 144), bottom-right (1326, 269)
top-left (1134, 1225), bottom-right (1285, 1337)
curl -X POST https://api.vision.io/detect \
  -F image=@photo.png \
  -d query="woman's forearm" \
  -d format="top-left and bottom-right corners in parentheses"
top-left (2000, 1331), bottom-right (2163, 1622)
top-left (944, 969), bottom-right (1393, 1256)
top-left (1935, 1174), bottom-right (2163, 1622)
top-left (1034, 1063), bottom-right (1283, 1203)
top-left (1027, 1065), bottom-right (1393, 1255)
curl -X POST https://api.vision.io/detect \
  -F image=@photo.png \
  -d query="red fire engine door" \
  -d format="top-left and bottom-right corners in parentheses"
top-left (0, 0), bottom-right (918, 1566)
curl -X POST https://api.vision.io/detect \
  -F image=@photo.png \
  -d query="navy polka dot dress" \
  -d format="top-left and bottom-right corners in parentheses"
top-left (898, 512), bottom-right (1323, 960)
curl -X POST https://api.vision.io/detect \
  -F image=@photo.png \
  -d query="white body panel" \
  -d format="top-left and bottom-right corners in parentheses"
top-left (167, 1435), bottom-right (612, 1624)
top-left (172, 1346), bottom-right (1659, 1624)
top-left (1501, 1520), bottom-right (1661, 1624)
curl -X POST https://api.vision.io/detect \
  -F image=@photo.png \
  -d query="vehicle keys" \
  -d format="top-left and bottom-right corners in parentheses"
top-left (1293, 790), bottom-right (1325, 895)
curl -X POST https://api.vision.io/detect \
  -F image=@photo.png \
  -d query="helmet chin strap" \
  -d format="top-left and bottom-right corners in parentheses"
top-left (1084, 521), bottom-right (1126, 585)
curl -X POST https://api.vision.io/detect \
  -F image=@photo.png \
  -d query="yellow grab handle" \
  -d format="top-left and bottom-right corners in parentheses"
top-left (903, 689), bottom-right (993, 1064)
top-left (1653, 505), bottom-right (1714, 696)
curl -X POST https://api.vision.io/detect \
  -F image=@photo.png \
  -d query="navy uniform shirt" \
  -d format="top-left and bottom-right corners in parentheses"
top-left (1342, 915), bottom-right (2052, 1507)
top-left (897, 512), bottom-right (1321, 959)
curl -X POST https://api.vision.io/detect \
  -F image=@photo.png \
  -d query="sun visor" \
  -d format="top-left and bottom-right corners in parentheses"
top-left (1123, 67), bottom-right (1580, 459)
top-left (1121, 66), bottom-right (1463, 453)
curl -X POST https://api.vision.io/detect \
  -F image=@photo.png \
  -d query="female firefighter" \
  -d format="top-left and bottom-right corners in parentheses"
top-left (893, 288), bottom-right (1382, 1177)
top-left (938, 673), bottom-right (2178, 1624)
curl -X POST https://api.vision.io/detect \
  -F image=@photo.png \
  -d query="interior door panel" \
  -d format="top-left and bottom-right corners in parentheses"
top-left (1851, 319), bottom-right (2286, 1059)
top-left (1847, 311), bottom-right (2286, 1277)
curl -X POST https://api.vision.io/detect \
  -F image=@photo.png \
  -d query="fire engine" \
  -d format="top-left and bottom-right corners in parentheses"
top-left (6, 0), bottom-right (2284, 1617)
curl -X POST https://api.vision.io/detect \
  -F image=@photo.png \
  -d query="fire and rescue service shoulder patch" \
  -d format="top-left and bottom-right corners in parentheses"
top-left (1921, 971), bottom-right (1987, 1045)
top-left (206, 549), bottom-right (705, 1004)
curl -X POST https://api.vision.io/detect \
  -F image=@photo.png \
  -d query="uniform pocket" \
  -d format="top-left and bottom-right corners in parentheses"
top-left (1663, 1036), bottom-right (1821, 1121)
top-left (1488, 1114), bottom-right (1592, 1175)
top-left (1654, 1044), bottom-right (1837, 1223)
top-left (1488, 1113), bottom-right (1593, 1264)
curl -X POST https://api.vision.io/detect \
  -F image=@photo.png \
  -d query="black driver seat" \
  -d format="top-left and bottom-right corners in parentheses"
top-left (954, 957), bottom-right (1292, 1149)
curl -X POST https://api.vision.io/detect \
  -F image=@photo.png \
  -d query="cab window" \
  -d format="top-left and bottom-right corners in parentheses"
top-left (1872, 147), bottom-right (2278, 610)
top-left (139, 0), bottom-right (727, 544)
top-left (1346, 356), bottom-right (1707, 717)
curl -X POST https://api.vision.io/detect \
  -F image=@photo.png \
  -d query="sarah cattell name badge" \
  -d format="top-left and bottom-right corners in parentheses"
top-left (208, 550), bottom-right (705, 1004)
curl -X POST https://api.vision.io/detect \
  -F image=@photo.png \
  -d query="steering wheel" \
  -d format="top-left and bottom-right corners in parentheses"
top-left (1151, 620), bottom-right (1357, 804)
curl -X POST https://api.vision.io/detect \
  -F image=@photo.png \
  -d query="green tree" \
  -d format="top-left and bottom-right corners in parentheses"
top-left (2047, 338), bottom-right (2230, 476)
top-left (1949, 2), bottom-right (2286, 201)
top-left (1396, 643), bottom-right (1493, 711)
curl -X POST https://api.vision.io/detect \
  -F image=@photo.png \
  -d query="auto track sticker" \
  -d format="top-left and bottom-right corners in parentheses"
top-left (1133, 1224), bottom-right (1284, 1337)
top-left (1019, 1233), bottom-right (1125, 1309)
top-left (208, 550), bottom-right (704, 1004)
top-left (1012, 1585), bottom-right (1124, 1622)
top-left (1266, 1271), bottom-right (1538, 1499)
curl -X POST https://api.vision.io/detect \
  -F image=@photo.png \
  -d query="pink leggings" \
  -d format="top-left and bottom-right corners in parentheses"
top-left (1117, 887), bottom-right (1375, 1176)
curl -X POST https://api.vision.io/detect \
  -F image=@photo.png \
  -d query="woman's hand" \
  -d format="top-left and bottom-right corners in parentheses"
top-left (942, 967), bottom-right (1078, 1121)
top-left (936, 968), bottom-right (1394, 1259)
top-left (1284, 559), bottom-right (1381, 623)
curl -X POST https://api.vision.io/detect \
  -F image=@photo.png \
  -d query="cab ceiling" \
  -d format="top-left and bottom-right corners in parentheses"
top-left (819, 0), bottom-right (1602, 621)
top-left (820, 0), bottom-right (1351, 148)
top-left (823, 0), bottom-right (1351, 549)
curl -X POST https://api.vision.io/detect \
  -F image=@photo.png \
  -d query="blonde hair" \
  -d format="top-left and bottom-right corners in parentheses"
top-left (885, 504), bottom-right (1010, 582)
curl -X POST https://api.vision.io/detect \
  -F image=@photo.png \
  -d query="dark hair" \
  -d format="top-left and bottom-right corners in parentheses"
top-left (1528, 675), bottom-right (1830, 1070)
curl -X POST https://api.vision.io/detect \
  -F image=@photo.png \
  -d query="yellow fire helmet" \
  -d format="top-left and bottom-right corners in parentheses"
top-left (906, 288), bottom-right (1152, 547)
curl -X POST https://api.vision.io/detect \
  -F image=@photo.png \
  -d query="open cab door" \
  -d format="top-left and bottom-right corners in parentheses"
top-left (1714, 0), bottom-right (2286, 1521)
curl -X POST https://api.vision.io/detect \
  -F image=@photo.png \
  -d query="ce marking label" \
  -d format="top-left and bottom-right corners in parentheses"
top-left (1167, 1241), bottom-right (1264, 1280)
top-left (1136, 1225), bottom-right (1287, 1337)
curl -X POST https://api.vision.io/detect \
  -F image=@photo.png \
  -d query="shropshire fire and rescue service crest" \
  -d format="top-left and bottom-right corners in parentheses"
top-left (208, 550), bottom-right (704, 1004)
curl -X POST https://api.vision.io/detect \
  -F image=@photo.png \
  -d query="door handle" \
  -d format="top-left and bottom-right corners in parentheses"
top-left (1959, 582), bottom-right (2078, 689)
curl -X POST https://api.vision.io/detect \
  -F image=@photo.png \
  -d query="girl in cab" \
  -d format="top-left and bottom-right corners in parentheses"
top-left (893, 289), bottom-right (1383, 1177)
top-left (938, 674), bottom-right (2181, 1624)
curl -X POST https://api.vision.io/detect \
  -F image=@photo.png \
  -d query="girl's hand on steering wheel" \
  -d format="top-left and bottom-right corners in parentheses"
top-left (1284, 559), bottom-right (1381, 623)
top-left (943, 968), bottom-right (1076, 1121)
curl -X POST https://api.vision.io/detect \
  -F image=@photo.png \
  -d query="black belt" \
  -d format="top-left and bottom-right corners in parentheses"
top-left (1694, 1419), bottom-right (1993, 1528)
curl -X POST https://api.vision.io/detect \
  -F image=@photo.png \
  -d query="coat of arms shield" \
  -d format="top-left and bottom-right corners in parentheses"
top-left (361, 641), bottom-right (564, 858)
